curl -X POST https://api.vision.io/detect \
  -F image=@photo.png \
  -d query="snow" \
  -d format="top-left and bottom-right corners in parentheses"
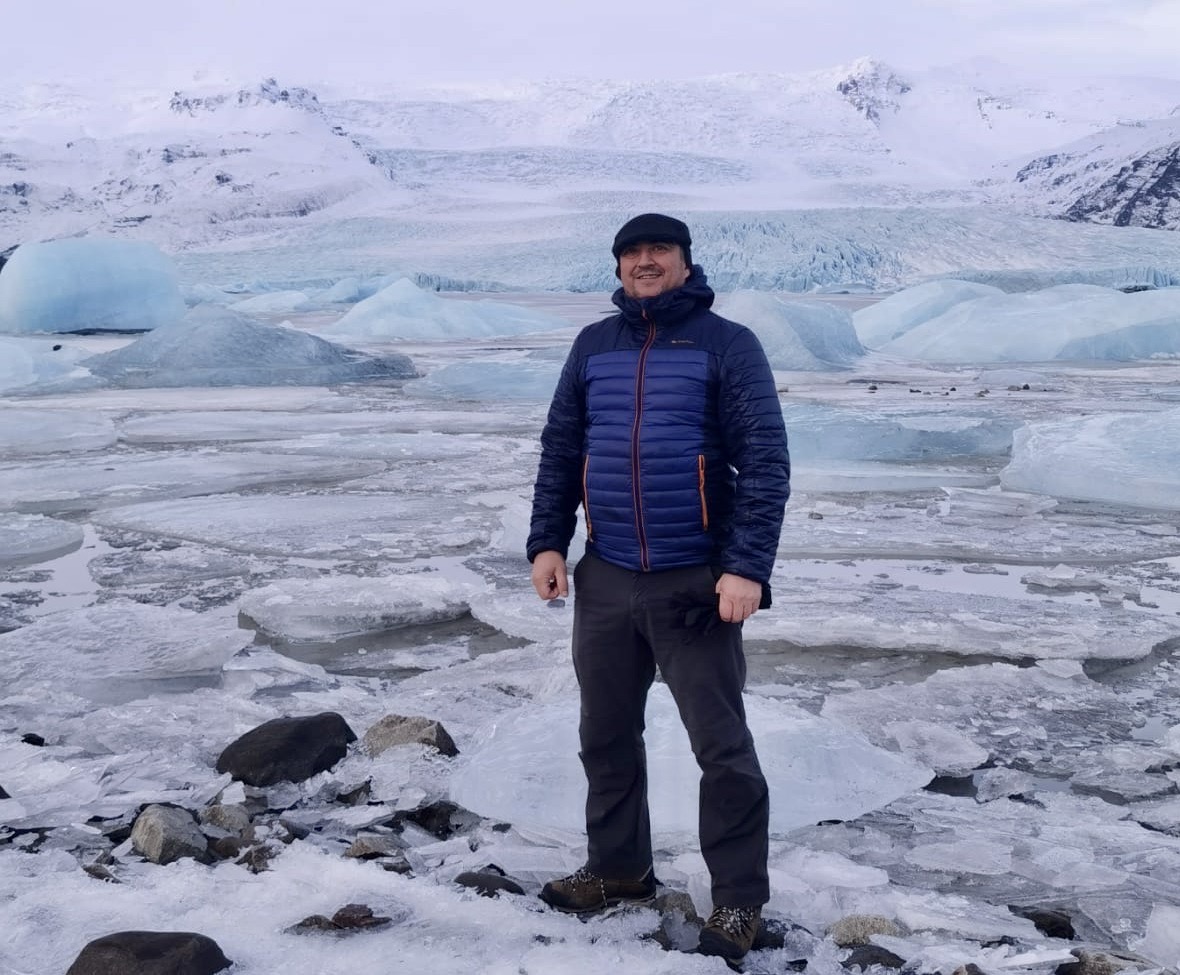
top-left (0, 238), bottom-right (185, 334)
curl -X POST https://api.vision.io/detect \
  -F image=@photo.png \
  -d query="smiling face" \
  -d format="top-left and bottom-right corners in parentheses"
top-left (618, 240), bottom-right (690, 299)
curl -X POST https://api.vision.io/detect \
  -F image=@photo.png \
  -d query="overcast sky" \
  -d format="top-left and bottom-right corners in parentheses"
top-left (7, 0), bottom-right (1180, 87)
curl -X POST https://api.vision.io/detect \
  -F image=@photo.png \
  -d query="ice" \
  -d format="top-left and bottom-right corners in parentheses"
top-left (0, 452), bottom-right (384, 513)
top-left (0, 408), bottom-right (116, 455)
top-left (321, 277), bottom-right (569, 340)
top-left (228, 290), bottom-right (311, 315)
top-left (0, 238), bottom-right (186, 334)
top-left (0, 336), bottom-right (92, 392)
top-left (0, 513), bottom-right (83, 566)
top-left (714, 291), bottom-right (866, 369)
top-left (1001, 408), bottom-right (1180, 510)
top-left (880, 284), bottom-right (1180, 363)
top-left (409, 358), bottom-right (562, 401)
top-left (449, 683), bottom-right (933, 835)
top-left (853, 279), bottom-right (1005, 347)
top-left (80, 304), bottom-right (416, 388)
top-left (1134, 904), bottom-right (1180, 970)
top-left (93, 494), bottom-right (498, 559)
top-left (238, 570), bottom-right (488, 643)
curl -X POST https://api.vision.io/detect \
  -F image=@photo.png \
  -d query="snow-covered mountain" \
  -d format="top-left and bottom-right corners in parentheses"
top-left (3, 61), bottom-right (1180, 289)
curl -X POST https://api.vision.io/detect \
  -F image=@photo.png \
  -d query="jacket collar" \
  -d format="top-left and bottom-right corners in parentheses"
top-left (611, 266), bottom-right (715, 325)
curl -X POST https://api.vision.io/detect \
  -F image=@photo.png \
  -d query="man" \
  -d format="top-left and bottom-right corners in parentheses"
top-left (527, 213), bottom-right (791, 965)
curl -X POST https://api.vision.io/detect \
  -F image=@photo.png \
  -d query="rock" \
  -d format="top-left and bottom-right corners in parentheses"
top-left (1055, 948), bottom-right (1159, 975)
top-left (82, 863), bottom-right (120, 883)
top-left (364, 714), bottom-right (458, 757)
top-left (843, 944), bottom-right (906, 970)
top-left (453, 866), bottom-right (525, 897)
top-left (0, 783), bottom-right (8, 799)
top-left (215, 712), bottom-right (357, 786)
top-left (130, 805), bottom-right (210, 865)
top-left (1008, 904), bottom-right (1076, 940)
top-left (953, 965), bottom-right (988, 975)
top-left (198, 803), bottom-right (252, 840)
top-left (345, 833), bottom-right (406, 860)
top-left (394, 799), bottom-right (481, 839)
top-left (65, 931), bottom-right (231, 975)
top-left (288, 903), bottom-right (395, 934)
top-left (828, 914), bottom-right (902, 947)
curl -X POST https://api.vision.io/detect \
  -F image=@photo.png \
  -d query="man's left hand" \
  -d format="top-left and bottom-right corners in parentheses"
top-left (715, 573), bottom-right (762, 623)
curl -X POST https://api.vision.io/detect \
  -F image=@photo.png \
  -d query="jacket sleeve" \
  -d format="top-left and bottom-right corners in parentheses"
top-left (717, 327), bottom-right (791, 592)
top-left (526, 342), bottom-right (587, 562)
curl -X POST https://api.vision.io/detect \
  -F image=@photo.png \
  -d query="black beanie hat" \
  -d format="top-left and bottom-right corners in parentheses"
top-left (612, 213), bottom-right (692, 269)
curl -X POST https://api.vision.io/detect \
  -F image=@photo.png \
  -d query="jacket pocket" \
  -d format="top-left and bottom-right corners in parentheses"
top-left (581, 455), bottom-right (594, 541)
top-left (698, 454), bottom-right (709, 531)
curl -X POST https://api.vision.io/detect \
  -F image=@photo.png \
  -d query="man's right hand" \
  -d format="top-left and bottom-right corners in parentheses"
top-left (531, 550), bottom-right (568, 600)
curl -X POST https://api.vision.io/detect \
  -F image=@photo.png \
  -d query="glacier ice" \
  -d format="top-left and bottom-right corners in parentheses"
top-left (0, 336), bottom-right (92, 392)
top-left (81, 304), bottom-right (416, 387)
top-left (1001, 407), bottom-right (1180, 510)
top-left (321, 277), bottom-right (569, 340)
top-left (409, 359), bottom-right (562, 402)
top-left (0, 239), bottom-right (186, 335)
top-left (449, 683), bottom-right (932, 835)
top-left (879, 284), bottom-right (1180, 363)
top-left (853, 279), bottom-right (1004, 347)
top-left (715, 291), bottom-right (865, 369)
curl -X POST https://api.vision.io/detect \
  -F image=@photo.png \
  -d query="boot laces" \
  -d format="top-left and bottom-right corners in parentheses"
top-left (710, 906), bottom-right (758, 935)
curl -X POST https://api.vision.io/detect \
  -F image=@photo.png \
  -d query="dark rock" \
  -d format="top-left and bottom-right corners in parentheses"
top-left (395, 799), bottom-right (481, 840)
top-left (364, 714), bottom-right (459, 757)
top-left (1009, 904), bottom-right (1075, 940)
top-left (453, 868), bottom-right (525, 897)
top-left (843, 944), bottom-right (906, 970)
top-left (65, 931), bottom-right (231, 975)
top-left (82, 863), bottom-right (121, 883)
top-left (953, 966), bottom-right (988, 975)
top-left (215, 712), bottom-right (357, 786)
top-left (288, 903), bottom-right (394, 934)
top-left (1056, 948), bottom-right (1158, 975)
top-left (21, 733), bottom-right (45, 746)
top-left (0, 783), bottom-right (7, 799)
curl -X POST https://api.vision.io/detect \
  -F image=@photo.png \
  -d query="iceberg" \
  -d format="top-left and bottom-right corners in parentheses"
top-left (320, 277), bottom-right (568, 340)
top-left (853, 279), bottom-right (1004, 348)
top-left (0, 513), bottom-right (84, 567)
top-left (0, 336), bottom-right (91, 392)
top-left (1001, 408), bottom-right (1180, 510)
top-left (716, 291), bottom-right (865, 370)
top-left (83, 304), bottom-right (416, 387)
top-left (880, 284), bottom-right (1180, 363)
top-left (409, 359), bottom-right (562, 401)
top-left (0, 238), bottom-right (186, 334)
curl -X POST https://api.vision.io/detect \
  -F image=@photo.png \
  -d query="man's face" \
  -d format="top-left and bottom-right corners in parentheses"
top-left (618, 240), bottom-right (690, 299)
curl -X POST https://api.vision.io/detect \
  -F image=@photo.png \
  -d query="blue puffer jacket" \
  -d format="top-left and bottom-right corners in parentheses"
top-left (528, 270), bottom-right (790, 595)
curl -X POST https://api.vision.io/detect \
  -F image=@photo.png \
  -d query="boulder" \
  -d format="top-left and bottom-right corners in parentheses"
top-left (65, 931), bottom-right (230, 975)
top-left (130, 805), bottom-right (210, 865)
top-left (215, 712), bottom-right (356, 786)
top-left (364, 714), bottom-right (458, 757)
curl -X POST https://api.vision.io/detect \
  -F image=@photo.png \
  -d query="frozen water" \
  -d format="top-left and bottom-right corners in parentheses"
top-left (450, 683), bottom-right (933, 835)
top-left (880, 284), bottom-right (1180, 363)
top-left (715, 291), bottom-right (866, 369)
top-left (238, 570), bottom-right (489, 643)
top-left (0, 513), bottom-right (83, 566)
top-left (0, 238), bottom-right (186, 334)
top-left (853, 279), bottom-right (1005, 347)
top-left (1001, 408), bottom-right (1180, 510)
top-left (0, 336), bottom-right (91, 392)
top-left (0, 408), bottom-right (116, 455)
top-left (78, 304), bottom-right (416, 388)
top-left (229, 290), bottom-right (312, 315)
top-left (321, 277), bottom-right (569, 340)
top-left (409, 358), bottom-right (562, 401)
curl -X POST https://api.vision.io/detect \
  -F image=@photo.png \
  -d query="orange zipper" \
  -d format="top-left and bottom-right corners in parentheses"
top-left (698, 454), bottom-right (709, 530)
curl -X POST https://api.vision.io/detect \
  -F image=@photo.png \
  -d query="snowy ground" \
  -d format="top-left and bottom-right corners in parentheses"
top-left (2, 293), bottom-right (1180, 974)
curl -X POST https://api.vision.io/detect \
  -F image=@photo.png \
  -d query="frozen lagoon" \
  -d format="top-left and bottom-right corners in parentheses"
top-left (2, 291), bottom-right (1180, 974)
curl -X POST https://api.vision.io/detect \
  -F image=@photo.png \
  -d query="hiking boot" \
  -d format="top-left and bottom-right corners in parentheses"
top-left (698, 905), bottom-right (762, 962)
top-left (539, 865), bottom-right (656, 914)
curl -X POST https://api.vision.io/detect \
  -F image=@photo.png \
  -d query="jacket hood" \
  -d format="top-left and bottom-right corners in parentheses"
top-left (611, 266), bottom-right (714, 325)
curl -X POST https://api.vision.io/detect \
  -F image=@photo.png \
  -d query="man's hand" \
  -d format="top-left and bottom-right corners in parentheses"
top-left (716, 573), bottom-right (761, 623)
top-left (531, 550), bottom-right (569, 601)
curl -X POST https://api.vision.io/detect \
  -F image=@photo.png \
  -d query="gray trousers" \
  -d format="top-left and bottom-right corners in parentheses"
top-left (572, 552), bottom-right (770, 907)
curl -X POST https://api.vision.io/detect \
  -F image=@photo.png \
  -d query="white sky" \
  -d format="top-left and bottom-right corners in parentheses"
top-left (6, 0), bottom-right (1180, 87)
